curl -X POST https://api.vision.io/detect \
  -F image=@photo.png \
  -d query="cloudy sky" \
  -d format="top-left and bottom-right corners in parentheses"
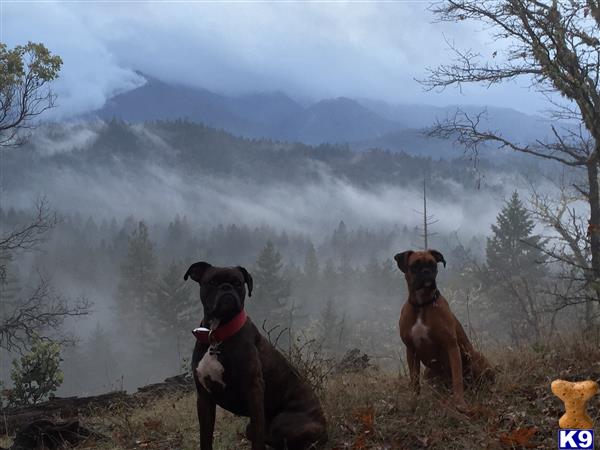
top-left (2, 1), bottom-right (551, 118)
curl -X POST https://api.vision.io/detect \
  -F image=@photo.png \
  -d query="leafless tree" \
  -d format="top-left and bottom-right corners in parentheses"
top-left (0, 43), bottom-right (87, 353)
top-left (422, 0), bottom-right (600, 320)
top-left (0, 198), bottom-right (56, 255)
top-left (527, 177), bottom-right (596, 325)
top-left (0, 275), bottom-right (88, 353)
top-left (415, 177), bottom-right (438, 249)
top-left (0, 199), bottom-right (89, 353)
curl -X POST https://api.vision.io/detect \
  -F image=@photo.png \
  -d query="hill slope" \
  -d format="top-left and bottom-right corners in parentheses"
top-left (2, 334), bottom-right (596, 449)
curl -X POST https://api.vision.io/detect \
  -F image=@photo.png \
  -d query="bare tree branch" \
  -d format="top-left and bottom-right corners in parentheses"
top-left (423, 0), bottom-right (600, 322)
top-left (0, 275), bottom-right (90, 353)
top-left (427, 109), bottom-right (586, 167)
top-left (0, 197), bottom-right (58, 253)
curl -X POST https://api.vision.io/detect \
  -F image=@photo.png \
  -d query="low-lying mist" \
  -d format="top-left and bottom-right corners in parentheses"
top-left (2, 120), bottom-right (531, 238)
top-left (6, 163), bottom-right (510, 237)
top-left (0, 120), bottom-right (561, 397)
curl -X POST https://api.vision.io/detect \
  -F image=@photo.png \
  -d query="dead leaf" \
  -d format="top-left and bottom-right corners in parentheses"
top-left (143, 418), bottom-right (163, 431)
top-left (356, 405), bottom-right (375, 432)
top-left (499, 426), bottom-right (538, 448)
top-left (351, 406), bottom-right (375, 450)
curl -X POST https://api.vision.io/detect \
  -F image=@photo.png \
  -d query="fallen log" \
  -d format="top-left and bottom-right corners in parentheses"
top-left (0, 391), bottom-right (130, 436)
top-left (0, 373), bottom-right (194, 436)
top-left (3, 419), bottom-right (106, 450)
top-left (133, 373), bottom-right (194, 400)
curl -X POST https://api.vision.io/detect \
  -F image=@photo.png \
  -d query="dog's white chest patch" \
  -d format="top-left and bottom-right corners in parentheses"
top-left (411, 316), bottom-right (429, 347)
top-left (196, 351), bottom-right (226, 392)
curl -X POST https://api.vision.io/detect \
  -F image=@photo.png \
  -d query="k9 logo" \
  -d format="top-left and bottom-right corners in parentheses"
top-left (558, 429), bottom-right (594, 449)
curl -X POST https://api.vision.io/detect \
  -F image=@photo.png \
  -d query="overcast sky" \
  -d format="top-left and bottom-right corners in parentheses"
top-left (2, 1), bottom-right (553, 118)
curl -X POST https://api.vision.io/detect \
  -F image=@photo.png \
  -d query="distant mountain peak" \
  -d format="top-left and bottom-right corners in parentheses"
top-left (313, 97), bottom-right (357, 106)
top-left (91, 74), bottom-right (553, 149)
top-left (132, 70), bottom-right (159, 85)
top-left (92, 76), bottom-right (406, 144)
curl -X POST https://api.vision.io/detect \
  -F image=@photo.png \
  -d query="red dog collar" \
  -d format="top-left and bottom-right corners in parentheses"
top-left (192, 310), bottom-right (248, 344)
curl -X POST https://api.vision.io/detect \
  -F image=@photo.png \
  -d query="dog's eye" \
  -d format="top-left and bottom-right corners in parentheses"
top-left (208, 279), bottom-right (218, 286)
top-left (233, 280), bottom-right (241, 286)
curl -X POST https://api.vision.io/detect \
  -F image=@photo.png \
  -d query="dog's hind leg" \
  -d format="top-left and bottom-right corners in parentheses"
top-left (468, 350), bottom-right (495, 384)
top-left (267, 412), bottom-right (327, 450)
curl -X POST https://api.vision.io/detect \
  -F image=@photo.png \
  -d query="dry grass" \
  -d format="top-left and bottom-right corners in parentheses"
top-left (321, 335), bottom-right (600, 450)
top-left (2, 333), bottom-right (599, 449)
top-left (78, 393), bottom-right (248, 450)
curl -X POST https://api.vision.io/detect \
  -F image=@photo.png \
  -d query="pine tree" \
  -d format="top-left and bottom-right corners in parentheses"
top-left (331, 220), bottom-right (349, 258)
top-left (299, 242), bottom-right (320, 313)
top-left (117, 221), bottom-right (156, 337)
top-left (317, 298), bottom-right (346, 354)
top-left (486, 192), bottom-right (546, 275)
top-left (484, 192), bottom-right (548, 343)
top-left (149, 261), bottom-right (198, 363)
top-left (364, 256), bottom-right (396, 301)
top-left (83, 323), bottom-right (121, 393)
top-left (165, 215), bottom-right (191, 260)
top-left (321, 258), bottom-right (339, 304)
top-left (251, 241), bottom-right (291, 329)
top-left (303, 243), bottom-right (320, 280)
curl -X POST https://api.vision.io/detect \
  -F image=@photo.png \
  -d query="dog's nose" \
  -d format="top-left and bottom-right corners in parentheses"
top-left (220, 284), bottom-right (233, 292)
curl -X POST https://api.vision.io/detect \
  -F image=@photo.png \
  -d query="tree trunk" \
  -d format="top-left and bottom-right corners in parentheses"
top-left (586, 151), bottom-right (600, 328)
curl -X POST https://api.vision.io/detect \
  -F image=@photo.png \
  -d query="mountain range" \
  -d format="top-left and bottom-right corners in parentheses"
top-left (91, 72), bottom-right (558, 157)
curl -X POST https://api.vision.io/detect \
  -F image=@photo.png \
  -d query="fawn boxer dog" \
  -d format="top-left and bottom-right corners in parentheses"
top-left (184, 262), bottom-right (327, 450)
top-left (394, 250), bottom-right (493, 409)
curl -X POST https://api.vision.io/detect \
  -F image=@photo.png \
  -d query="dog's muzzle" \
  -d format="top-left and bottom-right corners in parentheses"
top-left (414, 272), bottom-right (437, 290)
top-left (214, 291), bottom-right (241, 316)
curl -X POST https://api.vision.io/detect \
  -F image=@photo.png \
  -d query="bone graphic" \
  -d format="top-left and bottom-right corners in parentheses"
top-left (551, 379), bottom-right (599, 429)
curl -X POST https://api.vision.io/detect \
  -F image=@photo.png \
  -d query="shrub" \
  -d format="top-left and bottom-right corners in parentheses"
top-left (9, 335), bottom-right (63, 405)
top-left (261, 321), bottom-right (336, 393)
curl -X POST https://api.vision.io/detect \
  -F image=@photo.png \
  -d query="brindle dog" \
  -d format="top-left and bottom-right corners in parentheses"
top-left (184, 262), bottom-right (327, 450)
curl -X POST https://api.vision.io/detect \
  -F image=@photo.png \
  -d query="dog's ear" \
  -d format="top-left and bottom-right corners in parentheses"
top-left (394, 251), bottom-right (413, 273)
top-left (428, 250), bottom-right (446, 268)
top-left (183, 262), bottom-right (212, 283)
top-left (236, 266), bottom-right (253, 297)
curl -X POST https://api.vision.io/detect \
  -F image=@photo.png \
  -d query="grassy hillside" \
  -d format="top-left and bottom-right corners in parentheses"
top-left (4, 332), bottom-right (594, 450)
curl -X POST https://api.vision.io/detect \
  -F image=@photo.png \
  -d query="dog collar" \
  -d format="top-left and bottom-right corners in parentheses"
top-left (192, 310), bottom-right (248, 344)
top-left (410, 289), bottom-right (440, 307)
